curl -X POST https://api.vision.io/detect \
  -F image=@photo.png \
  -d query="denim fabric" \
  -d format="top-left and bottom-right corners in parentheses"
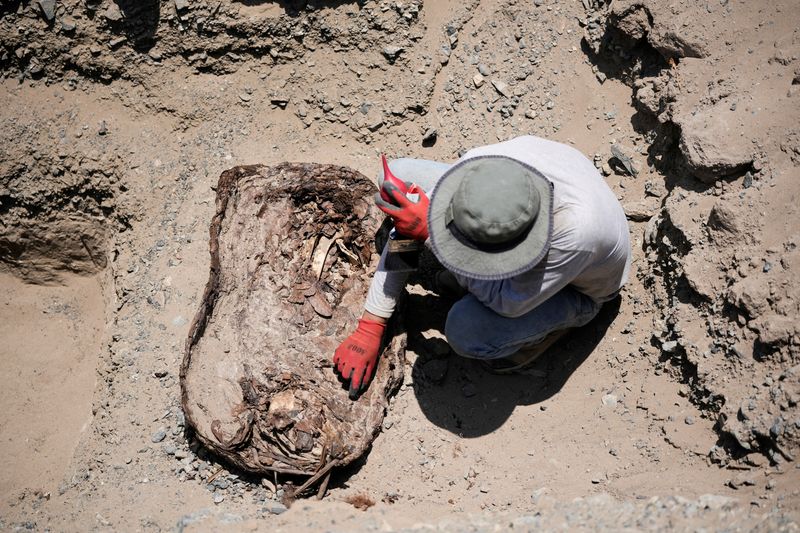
top-left (444, 285), bottom-right (601, 360)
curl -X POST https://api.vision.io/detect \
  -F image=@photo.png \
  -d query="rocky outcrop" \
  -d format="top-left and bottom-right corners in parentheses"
top-left (586, 0), bottom-right (800, 463)
top-left (606, 1), bottom-right (708, 60)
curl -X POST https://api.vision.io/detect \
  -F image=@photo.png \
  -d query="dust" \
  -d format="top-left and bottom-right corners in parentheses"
top-left (1, 0), bottom-right (799, 530)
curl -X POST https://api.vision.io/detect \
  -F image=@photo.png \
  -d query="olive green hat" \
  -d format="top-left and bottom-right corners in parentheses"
top-left (427, 156), bottom-right (554, 280)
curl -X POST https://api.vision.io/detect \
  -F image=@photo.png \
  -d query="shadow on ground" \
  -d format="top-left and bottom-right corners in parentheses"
top-left (408, 290), bottom-right (621, 438)
top-left (234, 0), bottom-right (361, 16)
top-left (108, 0), bottom-right (161, 51)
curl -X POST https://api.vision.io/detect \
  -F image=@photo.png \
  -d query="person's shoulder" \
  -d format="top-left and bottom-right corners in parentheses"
top-left (514, 135), bottom-right (589, 158)
top-left (460, 135), bottom-right (550, 158)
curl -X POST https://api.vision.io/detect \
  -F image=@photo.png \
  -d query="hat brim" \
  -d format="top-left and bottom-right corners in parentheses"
top-left (428, 155), bottom-right (554, 281)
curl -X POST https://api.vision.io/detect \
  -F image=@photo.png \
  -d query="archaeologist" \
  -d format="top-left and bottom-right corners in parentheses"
top-left (333, 135), bottom-right (632, 394)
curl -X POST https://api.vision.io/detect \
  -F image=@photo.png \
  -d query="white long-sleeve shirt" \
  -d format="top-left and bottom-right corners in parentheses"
top-left (365, 136), bottom-right (632, 318)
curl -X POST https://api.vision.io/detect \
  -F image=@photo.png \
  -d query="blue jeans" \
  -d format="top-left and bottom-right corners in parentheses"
top-left (445, 286), bottom-right (601, 360)
top-left (381, 157), bottom-right (602, 360)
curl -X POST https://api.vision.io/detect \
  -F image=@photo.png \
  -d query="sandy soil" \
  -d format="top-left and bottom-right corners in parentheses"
top-left (0, 273), bottom-right (103, 501)
top-left (0, 0), bottom-right (798, 530)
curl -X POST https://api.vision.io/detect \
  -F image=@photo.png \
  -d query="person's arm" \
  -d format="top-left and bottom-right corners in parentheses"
top-left (332, 242), bottom-right (408, 398)
top-left (363, 242), bottom-right (412, 318)
top-left (360, 310), bottom-right (387, 324)
top-left (334, 177), bottom-right (431, 397)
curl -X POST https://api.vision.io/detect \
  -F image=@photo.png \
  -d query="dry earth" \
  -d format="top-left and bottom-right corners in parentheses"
top-left (1, 0), bottom-right (799, 531)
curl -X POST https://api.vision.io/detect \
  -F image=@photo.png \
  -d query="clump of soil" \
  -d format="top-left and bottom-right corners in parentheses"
top-left (0, 123), bottom-right (129, 283)
top-left (345, 493), bottom-right (376, 511)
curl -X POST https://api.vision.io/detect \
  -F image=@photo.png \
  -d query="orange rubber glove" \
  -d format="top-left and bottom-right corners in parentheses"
top-left (333, 318), bottom-right (385, 397)
top-left (375, 182), bottom-right (430, 241)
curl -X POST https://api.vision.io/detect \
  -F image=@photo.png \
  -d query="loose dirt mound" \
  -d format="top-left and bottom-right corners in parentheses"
top-left (181, 163), bottom-right (404, 491)
top-left (584, 0), bottom-right (800, 464)
top-left (0, 121), bottom-right (128, 283)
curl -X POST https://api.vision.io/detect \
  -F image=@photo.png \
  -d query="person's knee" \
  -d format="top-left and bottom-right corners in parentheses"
top-left (444, 300), bottom-right (497, 359)
top-left (444, 308), bottom-right (475, 357)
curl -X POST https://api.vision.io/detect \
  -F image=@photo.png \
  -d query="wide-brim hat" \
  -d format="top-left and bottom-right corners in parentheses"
top-left (428, 155), bottom-right (554, 281)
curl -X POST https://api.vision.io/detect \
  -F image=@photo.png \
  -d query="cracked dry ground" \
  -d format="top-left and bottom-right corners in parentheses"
top-left (1, 0), bottom-right (799, 531)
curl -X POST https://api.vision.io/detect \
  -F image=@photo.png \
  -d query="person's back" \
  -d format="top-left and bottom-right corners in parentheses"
top-left (459, 136), bottom-right (631, 306)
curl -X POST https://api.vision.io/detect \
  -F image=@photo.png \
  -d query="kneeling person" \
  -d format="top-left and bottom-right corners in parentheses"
top-left (332, 135), bottom-right (632, 393)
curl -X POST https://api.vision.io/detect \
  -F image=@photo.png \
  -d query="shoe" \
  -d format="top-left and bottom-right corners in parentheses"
top-left (433, 270), bottom-right (467, 300)
top-left (482, 329), bottom-right (571, 375)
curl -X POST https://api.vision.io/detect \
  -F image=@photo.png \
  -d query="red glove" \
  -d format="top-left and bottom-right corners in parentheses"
top-left (379, 154), bottom-right (410, 203)
top-left (333, 318), bottom-right (385, 396)
top-left (375, 182), bottom-right (430, 241)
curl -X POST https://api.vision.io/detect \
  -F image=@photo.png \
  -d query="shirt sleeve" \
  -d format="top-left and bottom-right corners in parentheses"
top-left (363, 242), bottom-right (411, 318)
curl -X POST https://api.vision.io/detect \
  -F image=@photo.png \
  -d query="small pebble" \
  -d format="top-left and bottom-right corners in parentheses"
top-left (661, 340), bottom-right (678, 353)
top-left (264, 502), bottom-right (288, 515)
top-left (685, 416), bottom-right (695, 425)
top-left (151, 429), bottom-right (167, 443)
top-left (602, 394), bottom-right (618, 407)
top-left (422, 127), bottom-right (438, 145)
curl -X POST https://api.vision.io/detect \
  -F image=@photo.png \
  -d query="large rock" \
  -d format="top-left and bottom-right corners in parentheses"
top-left (754, 314), bottom-right (797, 345)
top-left (608, 1), bottom-right (709, 60)
top-left (181, 163), bottom-right (404, 495)
top-left (728, 277), bottom-right (770, 318)
top-left (37, 0), bottom-right (56, 22)
top-left (682, 251), bottom-right (721, 301)
top-left (648, 27), bottom-right (708, 60)
top-left (678, 103), bottom-right (754, 182)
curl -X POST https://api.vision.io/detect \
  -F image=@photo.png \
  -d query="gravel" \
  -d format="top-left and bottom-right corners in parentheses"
top-left (151, 429), bottom-right (167, 443)
top-left (264, 502), bottom-right (288, 515)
